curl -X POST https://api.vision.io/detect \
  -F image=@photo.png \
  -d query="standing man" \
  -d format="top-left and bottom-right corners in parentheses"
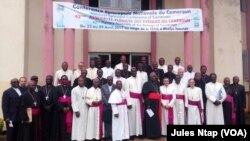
top-left (19, 77), bottom-right (27, 93)
top-left (73, 62), bottom-right (84, 81)
top-left (164, 65), bottom-right (176, 83)
top-left (125, 67), bottom-right (143, 137)
top-left (121, 63), bottom-right (131, 79)
top-left (114, 55), bottom-right (131, 71)
top-left (2, 78), bottom-right (22, 141)
top-left (223, 77), bottom-right (234, 125)
top-left (73, 69), bottom-right (92, 88)
top-left (96, 58), bottom-right (103, 69)
top-left (142, 72), bottom-right (161, 139)
top-left (102, 60), bottom-right (114, 79)
top-left (171, 75), bottom-right (186, 124)
top-left (108, 81), bottom-right (130, 141)
top-left (183, 65), bottom-right (195, 83)
top-left (136, 63), bottom-right (148, 88)
top-left (140, 56), bottom-right (152, 74)
top-left (40, 75), bottom-right (56, 141)
top-left (173, 57), bottom-right (184, 75)
top-left (230, 76), bottom-right (246, 124)
top-left (149, 61), bottom-right (164, 85)
top-left (158, 58), bottom-right (168, 73)
top-left (205, 73), bottom-right (226, 124)
top-left (113, 69), bottom-right (126, 90)
top-left (71, 76), bottom-right (89, 141)
top-left (51, 75), bottom-right (72, 141)
top-left (30, 75), bottom-right (42, 93)
top-left (54, 62), bottom-right (73, 86)
top-left (17, 80), bottom-right (41, 141)
top-left (185, 79), bottom-right (204, 125)
top-left (87, 59), bottom-right (98, 80)
top-left (101, 76), bottom-right (116, 141)
top-left (85, 79), bottom-right (103, 140)
top-left (97, 69), bottom-right (107, 86)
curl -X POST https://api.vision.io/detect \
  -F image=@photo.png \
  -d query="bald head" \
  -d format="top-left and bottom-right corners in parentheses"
top-left (224, 77), bottom-right (230, 86)
top-left (233, 76), bottom-right (239, 84)
top-left (11, 78), bottom-right (19, 88)
top-left (151, 61), bottom-right (158, 69)
top-left (61, 61), bottom-right (68, 71)
top-left (150, 72), bottom-right (158, 82)
top-left (93, 78), bottom-right (100, 88)
top-left (116, 80), bottom-right (122, 90)
top-left (177, 68), bottom-right (184, 78)
top-left (28, 80), bottom-right (36, 92)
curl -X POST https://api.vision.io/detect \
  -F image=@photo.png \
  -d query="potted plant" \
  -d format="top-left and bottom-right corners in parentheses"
top-left (0, 118), bottom-right (3, 134)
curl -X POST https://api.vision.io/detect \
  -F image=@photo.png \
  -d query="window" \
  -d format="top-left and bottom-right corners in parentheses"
top-left (99, 0), bottom-right (141, 10)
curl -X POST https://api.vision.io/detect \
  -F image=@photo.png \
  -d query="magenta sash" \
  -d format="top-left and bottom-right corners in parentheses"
top-left (130, 92), bottom-right (144, 126)
top-left (32, 108), bottom-right (40, 115)
top-left (176, 94), bottom-right (185, 100)
top-left (161, 94), bottom-right (174, 125)
top-left (188, 100), bottom-right (203, 123)
top-left (225, 95), bottom-right (236, 125)
top-left (58, 96), bottom-right (72, 133)
top-left (90, 102), bottom-right (104, 138)
top-left (58, 80), bottom-right (71, 86)
top-left (116, 99), bottom-right (127, 106)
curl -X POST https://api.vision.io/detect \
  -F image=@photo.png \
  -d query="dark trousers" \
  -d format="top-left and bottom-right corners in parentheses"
top-left (104, 122), bottom-right (112, 139)
top-left (6, 121), bottom-right (20, 141)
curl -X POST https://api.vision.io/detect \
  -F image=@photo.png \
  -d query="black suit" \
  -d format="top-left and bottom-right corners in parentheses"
top-left (230, 84), bottom-right (246, 124)
top-left (101, 84), bottom-right (116, 139)
top-left (73, 77), bottom-right (92, 88)
top-left (2, 87), bottom-right (22, 141)
top-left (164, 72), bottom-right (176, 83)
top-left (121, 70), bottom-right (131, 79)
top-left (99, 77), bottom-right (107, 87)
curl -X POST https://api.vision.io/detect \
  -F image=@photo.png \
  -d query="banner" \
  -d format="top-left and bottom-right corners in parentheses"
top-left (53, 2), bottom-right (203, 32)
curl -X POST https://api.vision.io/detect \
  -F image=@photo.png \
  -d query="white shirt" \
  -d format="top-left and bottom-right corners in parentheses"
top-left (136, 71), bottom-right (148, 88)
top-left (86, 67), bottom-right (98, 80)
top-left (102, 67), bottom-right (114, 79)
top-left (183, 71), bottom-right (195, 87)
top-left (54, 69), bottom-right (73, 86)
top-left (13, 88), bottom-right (21, 96)
top-left (114, 63), bottom-right (131, 71)
top-left (173, 65), bottom-right (184, 75)
top-left (158, 64), bottom-right (168, 73)
top-left (73, 69), bottom-right (81, 81)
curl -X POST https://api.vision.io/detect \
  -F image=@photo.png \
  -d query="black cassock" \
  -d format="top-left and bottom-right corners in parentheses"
top-left (230, 84), bottom-right (246, 125)
top-left (222, 85), bottom-right (234, 125)
top-left (142, 81), bottom-right (161, 139)
top-left (17, 91), bottom-right (41, 141)
top-left (40, 85), bottom-right (56, 141)
top-left (51, 85), bottom-right (72, 141)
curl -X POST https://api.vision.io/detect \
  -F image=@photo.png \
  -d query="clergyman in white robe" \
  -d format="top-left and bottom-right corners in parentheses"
top-left (160, 84), bottom-right (176, 135)
top-left (85, 86), bottom-right (103, 140)
top-left (71, 85), bottom-right (88, 140)
top-left (205, 82), bottom-right (226, 124)
top-left (185, 86), bottom-right (204, 125)
top-left (125, 75), bottom-right (143, 136)
top-left (108, 89), bottom-right (129, 141)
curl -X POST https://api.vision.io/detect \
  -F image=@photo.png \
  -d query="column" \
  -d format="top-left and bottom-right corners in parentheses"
top-left (246, 0), bottom-right (250, 82)
top-left (83, 0), bottom-right (89, 68)
top-left (184, 0), bottom-right (193, 68)
top-left (200, 0), bottom-right (210, 72)
top-left (151, 0), bottom-right (157, 62)
top-left (64, 0), bottom-right (75, 69)
top-left (43, 0), bottom-right (54, 77)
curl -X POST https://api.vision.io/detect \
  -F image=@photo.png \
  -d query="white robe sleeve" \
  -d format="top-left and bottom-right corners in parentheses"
top-left (85, 89), bottom-right (93, 106)
top-left (205, 84), bottom-right (216, 102)
top-left (71, 89), bottom-right (79, 112)
top-left (198, 88), bottom-right (204, 109)
top-left (124, 80), bottom-right (132, 106)
top-left (219, 85), bottom-right (227, 103)
top-left (111, 104), bottom-right (119, 115)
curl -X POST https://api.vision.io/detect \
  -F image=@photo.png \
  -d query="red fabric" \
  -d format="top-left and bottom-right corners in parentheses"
top-left (161, 94), bottom-right (174, 125)
top-left (176, 94), bottom-right (185, 100)
top-left (225, 95), bottom-right (236, 125)
top-left (32, 108), bottom-right (40, 115)
top-left (148, 93), bottom-right (162, 129)
top-left (58, 96), bottom-right (72, 133)
top-left (116, 99), bottom-right (127, 106)
top-left (90, 102), bottom-right (104, 138)
top-left (130, 92), bottom-right (144, 127)
top-left (188, 100), bottom-right (203, 123)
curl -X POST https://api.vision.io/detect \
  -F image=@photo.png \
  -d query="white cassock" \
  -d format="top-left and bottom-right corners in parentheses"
top-left (71, 86), bottom-right (88, 140)
top-left (160, 85), bottom-right (176, 135)
top-left (205, 82), bottom-right (226, 125)
top-left (185, 87), bottom-right (204, 125)
top-left (108, 89), bottom-right (129, 141)
top-left (136, 70), bottom-right (148, 88)
top-left (86, 67), bottom-right (98, 80)
top-left (173, 65), bottom-right (184, 75)
top-left (113, 76), bottom-right (126, 90)
top-left (102, 67), bottom-right (114, 79)
top-left (183, 71), bottom-right (195, 86)
top-left (54, 69), bottom-right (73, 86)
top-left (73, 69), bottom-right (81, 81)
top-left (85, 87), bottom-right (103, 140)
top-left (114, 63), bottom-right (131, 71)
top-left (158, 64), bottom-right (168, 73)
top-left (170, 83), bottom-right (186, 124)
top-left (125, 76), bottom-right (143, 136)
